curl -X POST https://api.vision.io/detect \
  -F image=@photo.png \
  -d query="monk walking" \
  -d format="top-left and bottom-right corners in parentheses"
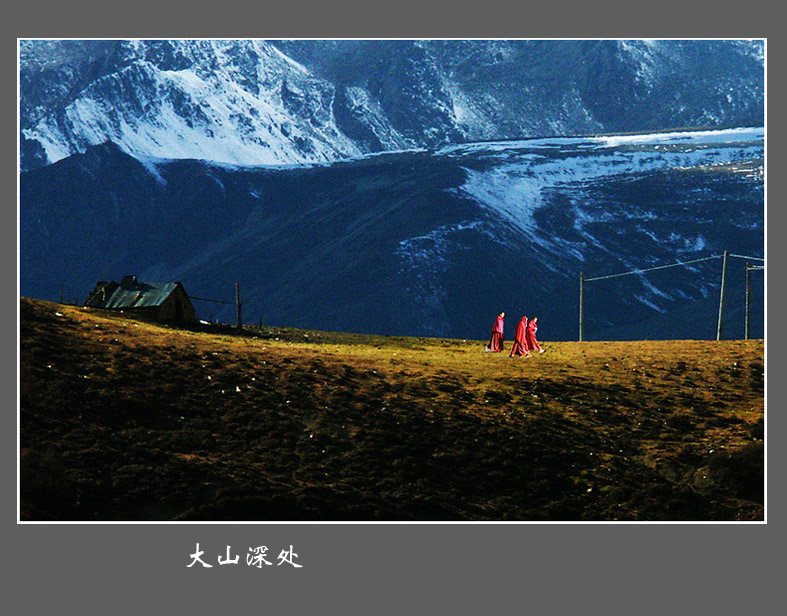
top-left (525, 316), bottom-right (544, 353)
top-left (509, 316), bottom-right (531, 357)
top-left (485, 312), bottom-right (505, 353)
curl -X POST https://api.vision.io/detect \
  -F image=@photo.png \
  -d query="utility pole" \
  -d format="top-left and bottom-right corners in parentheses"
top-left (716, 250), bottom-right (728, 341)
top-left (236, 282), bottom-right (242, 330)
top-left (745, 262), bottom-right (751, 340)
top-left (579, 271), bottom-right (585, 342)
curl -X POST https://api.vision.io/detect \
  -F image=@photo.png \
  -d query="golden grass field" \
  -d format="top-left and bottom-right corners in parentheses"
top-left (19, 298), bottom-right (764, 521)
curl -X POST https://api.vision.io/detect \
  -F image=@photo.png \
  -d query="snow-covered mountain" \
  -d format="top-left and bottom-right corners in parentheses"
top-left (20, 40), bottom-right (365, 170)
top-left (20, 127), bottom-right (764, 341)
top-left (20, 39), bottom-right (764, 172)
top-left (19, 40), bottom-right (765, 340)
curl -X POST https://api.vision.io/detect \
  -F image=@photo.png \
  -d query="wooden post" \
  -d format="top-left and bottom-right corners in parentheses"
top-left (716, 250), bottom-right (728, 341)
top-left (745, 262), bottom-right (751, 340)
top-left (236, 282), bottom-right (242, 330)
top-left (59, 284), bottom-right (64, 304)
top-left (579, 272), bottom-right (585, 342)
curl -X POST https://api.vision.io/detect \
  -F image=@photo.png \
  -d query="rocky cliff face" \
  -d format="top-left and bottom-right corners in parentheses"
top-left (20, 39), bottom-right (764, 171)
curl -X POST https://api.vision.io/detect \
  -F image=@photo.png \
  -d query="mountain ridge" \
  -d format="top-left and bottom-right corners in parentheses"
top-left (20, 39), bottom-right (764, 172)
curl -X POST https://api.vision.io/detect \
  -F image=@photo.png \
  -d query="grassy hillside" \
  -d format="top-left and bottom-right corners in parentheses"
top-left (19, 298), bottom-right (764, 521)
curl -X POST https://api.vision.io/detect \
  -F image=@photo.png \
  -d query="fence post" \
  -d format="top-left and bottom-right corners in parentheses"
top-left (579, 271), bottom-right (585, 342)
top-left (236, 282), bottom-right (242, 330)
top-left (745, 262), bottom-right (751, 340)
top-left (716, 250), bottom-right (728, 341)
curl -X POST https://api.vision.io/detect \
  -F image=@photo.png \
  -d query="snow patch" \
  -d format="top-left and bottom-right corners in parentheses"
top-left (454, 129), bottom-right (763, 242)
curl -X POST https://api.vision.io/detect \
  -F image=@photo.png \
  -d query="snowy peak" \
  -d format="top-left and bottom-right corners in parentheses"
top-left (20, 39), bottom-right (764, 171)
top-left (21, 40), bottom-right (364, 169)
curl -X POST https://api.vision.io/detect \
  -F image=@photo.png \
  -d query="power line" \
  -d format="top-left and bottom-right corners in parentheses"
top-left (189, 295), bottom-right (235, 305)
top-left (584, 254), bottom-right (723, 282)
top-left (579, 250), bottom-right (763, 341)
top-left (729, 253), bottom-right (765, 262)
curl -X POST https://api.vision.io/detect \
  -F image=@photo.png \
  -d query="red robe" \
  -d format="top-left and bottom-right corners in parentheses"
top-left (525, 319), bottom-right (542, 352)
top-left (509, 317), bottom-right (529, 356)
top-left (488, 315), bottom-right (505, 352)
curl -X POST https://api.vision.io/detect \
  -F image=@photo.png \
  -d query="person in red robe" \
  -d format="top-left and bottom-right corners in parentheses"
top-left (509, 316), bottom-right (531, 357)
top-left (525, 316), bottom-right (544, 353)
top-left (485, 312), bottom-right (505, 352)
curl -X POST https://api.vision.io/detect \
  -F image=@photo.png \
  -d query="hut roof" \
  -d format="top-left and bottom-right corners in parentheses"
top-left (85, 275), bottom-right (184, 310)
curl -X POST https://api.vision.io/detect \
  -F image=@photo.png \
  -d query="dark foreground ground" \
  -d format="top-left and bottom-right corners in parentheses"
top-left (19, 298), bottom-right (764, 521)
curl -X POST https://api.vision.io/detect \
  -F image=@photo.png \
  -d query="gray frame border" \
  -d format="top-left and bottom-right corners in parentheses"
top-left (7, 1), bottom-right (780, 613)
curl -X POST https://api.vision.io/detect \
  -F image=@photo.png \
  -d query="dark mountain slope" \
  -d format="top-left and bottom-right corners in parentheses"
top-left (20, 130), bottom-right (763, 341)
